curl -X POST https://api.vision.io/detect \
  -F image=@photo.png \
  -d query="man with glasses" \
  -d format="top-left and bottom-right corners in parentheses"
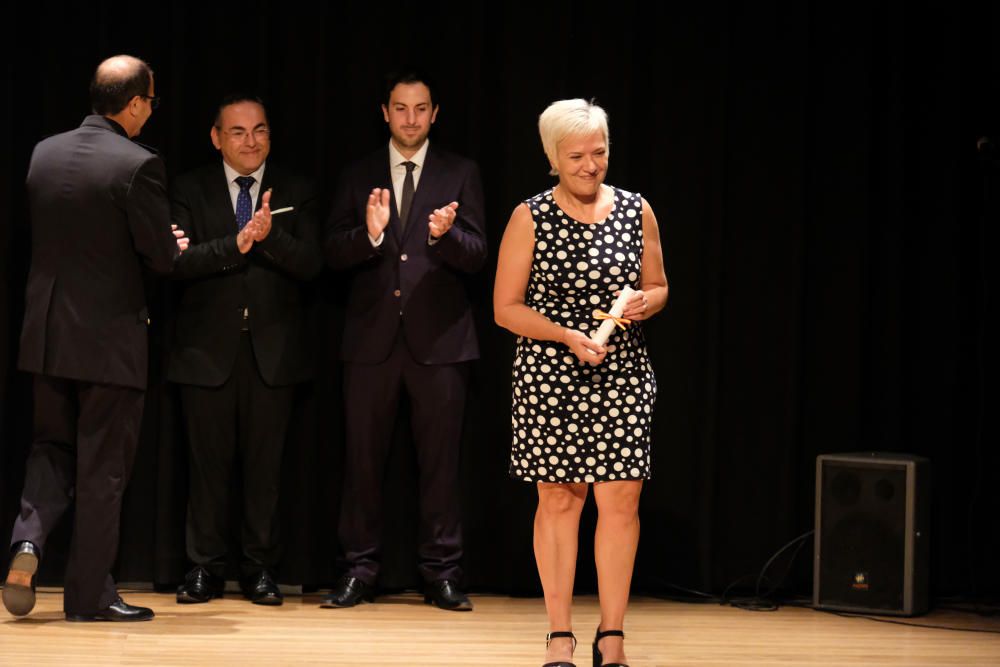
top-left (3, 55), bottom-right (185, 622)
top-left (168, 95), bottom-right (321, 606)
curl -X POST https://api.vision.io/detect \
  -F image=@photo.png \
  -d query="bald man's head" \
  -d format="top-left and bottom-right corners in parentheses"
top-left (90, 55), bottom-right (153, 115)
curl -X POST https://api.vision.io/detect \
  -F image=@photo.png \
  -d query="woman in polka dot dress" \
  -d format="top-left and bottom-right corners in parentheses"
top-left (495, 100), bottom-right (668, 667)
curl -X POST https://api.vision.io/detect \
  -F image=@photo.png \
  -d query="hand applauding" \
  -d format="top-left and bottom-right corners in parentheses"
top-left (429, 201), bottom-right (459, 238)
top-left (237, 189), bottom-right (273, 253)
top-left (366, 188), bottom-right (391, 240)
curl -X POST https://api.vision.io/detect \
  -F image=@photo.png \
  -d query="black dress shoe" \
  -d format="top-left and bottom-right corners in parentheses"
top-left (66, 597), bottom-right (154, 622)
top-left (176, 566), bottom-right (224, 604)
top-left (3, 541), bottom-right (39, 617)
top-left (242, 570), bottom-right (283, 606)
top-left (423, 579), bottom-right (473, 611)
top-left (320, 575), bottom-right (374, 608)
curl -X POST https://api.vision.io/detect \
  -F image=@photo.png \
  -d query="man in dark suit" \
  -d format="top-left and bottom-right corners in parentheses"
top-left (168, 95), bottom-right (321, 606)
top-left (324, 72), bottom-right (486, 611)
top-left (3, 55), bottom-right (184, 622)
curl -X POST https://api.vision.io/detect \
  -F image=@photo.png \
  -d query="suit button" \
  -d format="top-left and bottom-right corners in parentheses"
top-left (393, 289), bottom-right (401, 297)
top-left (400, 253), bottom-right (408, 262)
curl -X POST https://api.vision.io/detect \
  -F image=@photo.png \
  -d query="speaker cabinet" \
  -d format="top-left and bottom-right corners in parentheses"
top-left (813, 452), bottom-right (930, 616)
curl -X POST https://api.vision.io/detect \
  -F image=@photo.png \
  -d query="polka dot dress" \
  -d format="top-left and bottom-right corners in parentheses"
top-left (509, 186), bottom-right (656, 483)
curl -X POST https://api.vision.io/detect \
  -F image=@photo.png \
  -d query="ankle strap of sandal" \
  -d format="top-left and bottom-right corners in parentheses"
top-left (547, 631), bottom-right (577, 648)
top-left (596, 629), bottom-right (625, 640)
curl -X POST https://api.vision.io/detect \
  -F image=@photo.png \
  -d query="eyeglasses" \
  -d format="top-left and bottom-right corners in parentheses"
top-left (220, 127), bottom-right (270, 142)
top-left (140, 95), bottom-right (161, 109)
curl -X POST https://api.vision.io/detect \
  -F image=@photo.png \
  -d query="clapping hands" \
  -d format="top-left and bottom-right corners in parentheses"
top-left (366, 188), bottom-right (391, 240)
top-left (429, 201), bottom-right (459, 238)
top-left (237, 189), bottom-right (273, 253)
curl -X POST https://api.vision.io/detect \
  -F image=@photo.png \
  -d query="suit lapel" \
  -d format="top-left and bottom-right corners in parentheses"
top-left (256, 167), bottom-right (274, 211)
top-left (256, 164), bottom-right (296, 219)
top-left (206, 164), bottom-right (238, 237)
top-left (400, 146), bottom-right (444, 245)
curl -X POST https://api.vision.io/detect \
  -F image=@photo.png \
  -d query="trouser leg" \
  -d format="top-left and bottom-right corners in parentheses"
top-left (10, 375), bottom-right (78, 555)
top-left (239, 334), bottom-right (294, 577)
top-left (338, 341), bottom-right (403, 584)
top-left (63, 382), bottom-right (144, 615)
top-left (180, 373), bottom-right (238, 579)
top-left (403, 358), bottom-right (468, 583)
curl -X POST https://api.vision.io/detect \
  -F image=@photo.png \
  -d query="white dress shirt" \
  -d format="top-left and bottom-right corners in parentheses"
top-left (223, 160), bottom-right (266, 213)
top-left (369, 139), bottom-right (431, 247)
top-left (388, 138), bottom-right (428, 211)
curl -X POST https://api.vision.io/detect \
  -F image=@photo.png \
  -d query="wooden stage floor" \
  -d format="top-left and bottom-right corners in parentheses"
top-left (2, 590), bottom-right (999, 665)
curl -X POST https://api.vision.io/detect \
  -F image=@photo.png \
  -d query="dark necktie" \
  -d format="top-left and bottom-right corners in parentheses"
top-left (235, 176), bottom-right (256, 230)
top-left (399, 161), bottom-right (416, 229)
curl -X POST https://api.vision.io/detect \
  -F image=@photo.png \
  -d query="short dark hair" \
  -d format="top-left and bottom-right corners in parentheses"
top-left (214, 93), bottom-right (268, 127)
top-left (383, 71), bottom-right (437, 107)
top-left (90, 55), bottom-right (153, 115)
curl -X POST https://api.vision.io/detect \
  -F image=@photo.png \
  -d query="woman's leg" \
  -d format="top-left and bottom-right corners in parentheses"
top-left (592, 480), bottom-right (643, 664)
top-left (535, 481), bottom-right (588, 661)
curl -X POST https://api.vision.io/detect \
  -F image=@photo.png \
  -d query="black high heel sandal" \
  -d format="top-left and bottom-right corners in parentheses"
top-left (543, 630), bottom-right (577, 667)
top-left (592, 628), bottom-right (628, 667)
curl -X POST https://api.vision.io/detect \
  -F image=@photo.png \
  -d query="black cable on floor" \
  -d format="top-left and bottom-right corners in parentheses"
top-left (818, 608), bottom-right (1000, 635)
top-left (724, 530), bottom-right (814, 612)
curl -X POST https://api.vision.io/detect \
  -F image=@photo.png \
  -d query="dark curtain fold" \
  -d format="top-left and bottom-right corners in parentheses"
top-left (1, 1), bottom-right (998, 600)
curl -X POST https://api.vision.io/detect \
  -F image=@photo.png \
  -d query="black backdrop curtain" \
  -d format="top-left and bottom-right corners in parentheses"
top-left (1, 1), bottom-right (998, 600)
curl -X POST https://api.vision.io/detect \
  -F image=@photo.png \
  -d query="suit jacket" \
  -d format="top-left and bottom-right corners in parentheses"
top-left (326, 144), bottom-right (486, 364)
top-left (18, 115), bottom-right (178, 390)
top-left (167, 162), bottom-right (322, 387)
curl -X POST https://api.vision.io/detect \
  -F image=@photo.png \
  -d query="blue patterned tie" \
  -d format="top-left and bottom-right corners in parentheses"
top-left (235, 176), bottom-right (255, 230)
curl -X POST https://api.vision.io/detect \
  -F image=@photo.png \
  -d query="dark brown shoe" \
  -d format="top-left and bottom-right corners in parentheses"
top-left (3, 541), bottom-right (39, 617)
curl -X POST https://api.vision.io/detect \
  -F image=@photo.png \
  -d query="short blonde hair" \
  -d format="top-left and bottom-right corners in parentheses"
top-left (538, 99), bottom-right (610, 176)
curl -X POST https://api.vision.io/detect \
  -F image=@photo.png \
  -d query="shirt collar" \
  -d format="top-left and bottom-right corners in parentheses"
top-left (388, 138), bottom-right (429, 170)
top-left (222, 160), bottom-right (266, 186)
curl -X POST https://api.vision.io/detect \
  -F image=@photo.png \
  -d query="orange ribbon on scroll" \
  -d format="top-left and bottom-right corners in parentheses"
top-left (593, 310), bottom-right (632, 330)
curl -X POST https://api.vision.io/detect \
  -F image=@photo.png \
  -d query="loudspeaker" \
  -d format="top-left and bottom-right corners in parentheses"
top-left (813, 452), bottom-right (930, 616)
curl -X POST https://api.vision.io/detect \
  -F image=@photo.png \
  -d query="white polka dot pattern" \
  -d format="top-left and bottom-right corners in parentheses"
top-left (509, 186), bottom-right (656, 483)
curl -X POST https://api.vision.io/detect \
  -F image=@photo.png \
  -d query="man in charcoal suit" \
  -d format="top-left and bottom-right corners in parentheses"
top-left (3, 55), bottom-right (185, 622)
top-left (168, 95), bottom-right (321, 606)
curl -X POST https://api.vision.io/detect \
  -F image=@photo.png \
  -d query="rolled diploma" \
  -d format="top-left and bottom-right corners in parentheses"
top-left (590, 285), bottom-right (635, 347)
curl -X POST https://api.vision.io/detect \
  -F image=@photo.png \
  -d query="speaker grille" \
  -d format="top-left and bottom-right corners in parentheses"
top-left (818, 463), bottom-right (907, 610)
